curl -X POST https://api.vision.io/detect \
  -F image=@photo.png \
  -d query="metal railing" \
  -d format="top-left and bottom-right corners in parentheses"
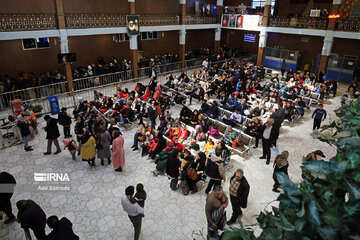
top-left (335, 17), bottom-right (360, 32)
top-left (185, 15), bottom-right (217, 25)
top-left (269, 16), bottom-right (328, 29)
top-left (138, 62), bottom-right (182, 78)
top-left (139, 14), bottom-right (179, 26)
top-left (65, 13), bottom-right (127, 28)
top-left (0, 14), bottom-right (57, 31)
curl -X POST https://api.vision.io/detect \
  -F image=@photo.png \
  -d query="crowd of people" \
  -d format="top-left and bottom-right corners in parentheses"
top-left (2, 54), bottom-right (347, 240)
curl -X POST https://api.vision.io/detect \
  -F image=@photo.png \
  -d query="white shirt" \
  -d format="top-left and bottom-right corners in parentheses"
top-left (230, 112), bottom-right (242, 123)
top-left (121, 196), bottom-right (144, 217)
top-left (202, 60), bottom-right (209, 69)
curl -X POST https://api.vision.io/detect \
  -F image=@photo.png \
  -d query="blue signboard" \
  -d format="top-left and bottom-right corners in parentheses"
top-left (244, 34), bottom-right (256, 43)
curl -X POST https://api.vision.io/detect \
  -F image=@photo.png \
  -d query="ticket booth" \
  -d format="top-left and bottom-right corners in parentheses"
top-left (264, 47), bottom-right (300, 71)
top-left (327, 55), bottom-right (358, 83)
top-left (48, 96), bottom-right (60, 115)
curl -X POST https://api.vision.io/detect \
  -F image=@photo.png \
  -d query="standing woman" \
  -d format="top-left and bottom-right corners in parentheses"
top-left (80, 130), bottom-right (97, 167)
top-left (97, 125), bottom-right (112, 166)
top-left (74, 116), bottom-right (85, 155)
top-left (272, 151), bottom-right (289, 192)
top-left (112, 130), bottom-right (125, 172)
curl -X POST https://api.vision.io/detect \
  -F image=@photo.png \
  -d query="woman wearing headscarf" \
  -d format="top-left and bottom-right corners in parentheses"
top-left (80, 130), bottom-right (96, 167)
top-left (74, 116), bottom-right (85, 155)
top-left (272, 151), bottom-right (289, 192)
top-left (111, 130), bottom-right (125, 172)
top-left (166, 149), bottom-right (182, 191)
top-left (184, 152), bottom-right (206, 194)
top-left (96, 125), bottom-right (112, 166)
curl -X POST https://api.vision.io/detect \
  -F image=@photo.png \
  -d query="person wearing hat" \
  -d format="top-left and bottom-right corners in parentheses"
top-left (302, 150), bottom-right (326, 180)
top-left (58, 107), bottom-right (72, 138)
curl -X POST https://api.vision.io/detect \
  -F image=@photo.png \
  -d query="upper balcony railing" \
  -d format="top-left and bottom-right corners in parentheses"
top-left (139, 14), bottom-right (179, 26)
top-left (65, 13), bottom-right (127, 28)
top-left (269, 16), bottom-right (328, 30)
top-left (185, 15), bottom-right (217, 25)
top-left (335, 17), bottom-right (360, 32)
top-left (0, 14), bottom-right (57, 31)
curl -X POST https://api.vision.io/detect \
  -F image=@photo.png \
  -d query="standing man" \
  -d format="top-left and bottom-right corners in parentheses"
top-left (227, 169), bottom-right (250, 225)
top-left (16, 200), bottom-right (47, 240)
top-left (260, 118), bottom-right (277, 165)
top-left (312, 104), bottom-right (327, 132)
top-left (43, 115), bottom-right (61, 155)
top-left (0, 171), bottom-right (16, 224)
top-left (148, 101), bottom-right (157, 129)
top-left (205, 185), bottom-right (228, 239)
top-left (121, 186), bottom-right (144, 240)
top-left (46, 215), bottom-right (79, 240)
top-left (58, 107), bottom-right (72, 138)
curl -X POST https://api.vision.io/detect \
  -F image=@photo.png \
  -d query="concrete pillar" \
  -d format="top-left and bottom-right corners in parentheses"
top-left (328, 0), bottom-right (341, 30)
top-left (256, 29), bottom-right (268, 66)
top-left (318, 35), bottom-right (334, 75)
top-left (179, 28), bottom-right (186, 70)
top-left (214, 27), bottom-right (221, 53)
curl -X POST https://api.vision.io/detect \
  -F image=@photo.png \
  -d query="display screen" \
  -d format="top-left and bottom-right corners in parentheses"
top-left (244, 34), bottom-right (256, 43)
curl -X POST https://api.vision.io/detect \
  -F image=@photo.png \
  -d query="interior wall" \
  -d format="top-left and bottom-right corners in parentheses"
top-left (136, 0), bottom-right (179, 14)
top-left (186, 0), bottom-right (217, 15)
top-left (0, 0), bottom-right (55, 14)
top-left (266, 32), bottom-right (323, 70)
top-left (223, 0), bottom-right (252, 6)
top-left (0, 38), bottom-right (61, 77)
top-left (186, 29), bottom-right (214, 51)
top-left (68, 35), bottom-right (130, 69)
top-left (331, 38), bottom-right (360, 67)
top-left (138, 31), bottom-right (180, 58)
top-left (62, 0), bottom-right (128, 13)
top-left (221, 29), bottom-right (259, 56)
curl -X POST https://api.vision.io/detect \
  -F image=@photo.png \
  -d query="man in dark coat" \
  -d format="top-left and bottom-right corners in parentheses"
top-left (43, 115), bottom-right (61, 155)
top-left (227, 169), bottom-right (250, 225)
top-left (260, 118), bottom-right (277, 165)
top-left (46, 215), bottom-right (79, 240)
top-left (57, 107), bottom-right (72, 138)
top-left (16, 200), bottom-right (47, 240)
top-left (0, 171), bottom-right (16, 224)
top-left (189, 84), bottom-right (205, 105)
top-left (271, 106), bottom-right (285, 145)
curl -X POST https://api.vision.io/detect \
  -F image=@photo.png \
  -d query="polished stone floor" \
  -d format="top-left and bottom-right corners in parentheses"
top-left (0, 78), bottom-right (343, 240)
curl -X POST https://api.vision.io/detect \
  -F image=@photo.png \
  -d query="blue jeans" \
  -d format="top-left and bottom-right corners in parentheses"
top-left (24, 135), bottom-right (29, 148)
top-left (133, 133), bottom-right (141, 146)
top-left (71, 152), bottom-right (76, 160)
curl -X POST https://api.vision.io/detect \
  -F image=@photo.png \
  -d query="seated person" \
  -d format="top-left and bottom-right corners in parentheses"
top-left (224, 108), bottom-right (242, 127)
top-left (183, 152), bottom-right (206, 194)
top-left (141, 87), bottom-right (151, 101)
top-left (189, 84), bottom-right (205, 105)
top-left (223, 126), bottom-right (238, 145)
top-left (245, 118), bottom-right (262, 148)
top-left (119, 103), bottom-right (135, 124)
top-left (206, 101), bottom-right (220, 119)
top-left (204, 138), bottom-right (216, 157)
top-left (199, 99), bottom-right (209, 114)
top-left (177, 124), bottom-right (189, 144)
top-left (166, 118), bottom-right (181, 139)
top-left (132, 123), bottom-right (152, 151)
top-left (190, 110), bottom-right (202, 127)
top-left (222, 94), bottom-right (237, 111)
top-left (294, 97), bottom-right (306, 117)
top-left (284, 101), bottom-right (295, 122)
top-left (180, 105), bottom-right (193, 125)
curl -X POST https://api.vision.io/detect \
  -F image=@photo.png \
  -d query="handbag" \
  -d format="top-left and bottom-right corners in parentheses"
top-left (187, 168), bottom-right (198, 180)
top-left (271, 146), bottom-right (279, 156)
top-left (209, 126), bottom-right (219, 138)
top-left (232, 138), bottom-right (245, 151)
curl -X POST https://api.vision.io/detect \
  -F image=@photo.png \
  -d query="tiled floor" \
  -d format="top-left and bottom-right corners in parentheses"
top-left (0, 81), bottom-right (344, 240)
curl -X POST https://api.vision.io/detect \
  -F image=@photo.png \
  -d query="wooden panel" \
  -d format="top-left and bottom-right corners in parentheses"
top-left (68, 35), bottom-right (131, 69)
top-left (221, 29), bottom-right (259, 56)
top-left (62, 0), bottom-right (128, 13)
top-left (0, 38), bottom-right (61, 77)
top-left (136, 0), bottom-right (179, 14)
top-left (138, 31), bottom-right (180, 58)
top-left (186, 29), bottom-right (214, 51)
top-left (0, 0), bottom-right (55, 14)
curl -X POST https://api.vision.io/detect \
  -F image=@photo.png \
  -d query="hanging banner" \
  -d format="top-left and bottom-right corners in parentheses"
top-left (222, 14), bottom-right (261, 30)
top-left (127, 15), bottom-right (140, 36)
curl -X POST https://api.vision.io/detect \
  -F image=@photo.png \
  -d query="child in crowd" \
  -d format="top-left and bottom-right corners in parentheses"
top-left (311, 103), bottom-right (327, 131)
top-left (130, 183), bottom-right (147, 217)
top-left (62, 137), bottom-right (79, 160)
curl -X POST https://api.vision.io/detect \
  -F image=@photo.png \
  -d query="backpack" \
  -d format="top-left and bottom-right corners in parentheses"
top-left (68, 140), bottom-right (76, 151)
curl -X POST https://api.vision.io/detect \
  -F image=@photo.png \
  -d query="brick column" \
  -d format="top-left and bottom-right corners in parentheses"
top-left (179, 28), bottom-right (186, 70)
top-left (256, 29), bottom-right (267, 66)
top-left (55, 0), bottom-right (75, 104)
top-left (214, 27), bottom-right (221, 53)
top-left (180, 0), bottom-right (186, 70)
top-left (128, 0), bottom-right (138, 80)
top-left (256, 0), bottom-right (271, 66)
top-left (328, 0), bottom-right (341, 30)
top-left (318, 35), bottom-right (333, 75)
top-left (216, 0), bottom-right (223, 23)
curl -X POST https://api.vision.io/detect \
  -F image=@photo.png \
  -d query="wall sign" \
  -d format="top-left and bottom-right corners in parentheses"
top-left (221, 14), bottom-right (261, 30)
